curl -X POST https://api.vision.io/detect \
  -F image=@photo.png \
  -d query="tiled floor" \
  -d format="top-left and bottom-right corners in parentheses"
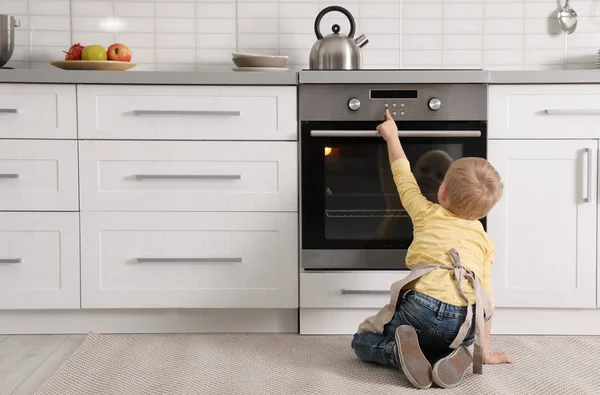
top-left (0, 335), bottom-right (85, 395)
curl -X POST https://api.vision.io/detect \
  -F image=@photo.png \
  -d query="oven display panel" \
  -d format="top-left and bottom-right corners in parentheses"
top-left (370, 90), bottom-right (418, 99)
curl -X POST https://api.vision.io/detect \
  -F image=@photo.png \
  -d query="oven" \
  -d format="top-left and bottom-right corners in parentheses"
top-left (299, 83), bottom-right (488, 270)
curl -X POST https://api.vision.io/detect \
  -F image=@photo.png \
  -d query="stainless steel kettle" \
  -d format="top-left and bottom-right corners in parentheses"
top-left (309, 6), bottom-right (368, 70)
top-left (0, 15), bottom-right (20, 68)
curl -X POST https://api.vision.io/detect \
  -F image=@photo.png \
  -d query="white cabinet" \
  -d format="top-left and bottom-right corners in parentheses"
top-left (487, 140), bottom-right (597, 308)
top-left (0, 84), bottom-right (77, 139)
top-left (77, 85), bottom-right (297, 141)
top-left (79, 141), bottom-right (297, 212)
top-left (80, 212), bottom-right (298, 309)
top-left (0, 140), bottom-right (79, 211)
top-left (0, 213), bottom-right (80, 309)
top-left (489, 85), bottom-right (600, 139)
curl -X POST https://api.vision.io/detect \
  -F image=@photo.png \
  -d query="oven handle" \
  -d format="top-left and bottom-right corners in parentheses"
top-left (310, 130), bottom-right (481, 138)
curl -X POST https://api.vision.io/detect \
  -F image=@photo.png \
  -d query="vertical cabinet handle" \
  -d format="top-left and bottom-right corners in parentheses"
top-left (582, 148), bottom-right (592, 203)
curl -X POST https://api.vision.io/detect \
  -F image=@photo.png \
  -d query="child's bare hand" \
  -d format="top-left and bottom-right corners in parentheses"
top-left (376, 110), bottom-right (398, 142)
top-left (483, 352), bottom-right (515, 365)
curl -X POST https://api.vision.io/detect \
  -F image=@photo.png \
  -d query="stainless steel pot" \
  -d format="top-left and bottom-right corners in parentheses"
top-left (0, 15), bottom-right (20, 68)
top-left (309, 6), bottom-right (368, 70)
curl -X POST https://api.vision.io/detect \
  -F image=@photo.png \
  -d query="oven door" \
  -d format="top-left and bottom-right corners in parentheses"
top-left (301, 120), bottom-right (487, 270)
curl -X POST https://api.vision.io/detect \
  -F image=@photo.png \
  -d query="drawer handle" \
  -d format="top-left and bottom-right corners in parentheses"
top-left (544, 109), bottom-right (600, 115)
top-left (0, 258), bottom-right (21, 264)
top-left (132, 110), bottom-right (241, 116)
top-left (136, 257), bottom-right (242, 264)
top-left (134, 174), bottom-right (241, 180)
top-left (0, 108), bottom-right (18, 114)
top-left (310, 130), bottom-right (481, 138)
top-left (0, 173), bottom-right (19, 179)
top-left (340, 289), bottom-right (389, 295)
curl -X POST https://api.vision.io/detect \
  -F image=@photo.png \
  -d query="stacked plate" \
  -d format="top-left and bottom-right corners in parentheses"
top-left (596, 50), bottom-right (600, 69)
top-left (231, 53), bottom-right (289, 72)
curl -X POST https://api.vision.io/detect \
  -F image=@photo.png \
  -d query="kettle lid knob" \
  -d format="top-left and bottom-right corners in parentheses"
top-left (332, 24), bottom-right (340, 34)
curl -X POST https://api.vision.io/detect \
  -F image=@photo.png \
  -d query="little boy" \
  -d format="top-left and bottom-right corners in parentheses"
top-left (352, 110), bottom-right (514, 389)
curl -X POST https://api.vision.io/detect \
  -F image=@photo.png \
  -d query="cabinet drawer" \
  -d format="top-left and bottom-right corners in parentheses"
top-left (81, 212), bottom-right (298, 308)
top-left (0, 84), bottom-right (77, 139)
top-left (300, 272), bottom-right (407, 308)
top-left (489, 85), bottom-right (600, 139)
top-left (79, 141), bottom-right (297, 212)
top-left (77, 85), bottom-right (296, 140)
top-left (0, 213), bottom-right (80, 309)
top-left (0, 140), bottom-right (79, 211)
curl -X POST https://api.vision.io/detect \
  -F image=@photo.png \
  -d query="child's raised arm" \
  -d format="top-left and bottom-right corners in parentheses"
top-left (377, 110), bottom-right (405, 164)
top-left (377, 110), bottom-right (431, 220)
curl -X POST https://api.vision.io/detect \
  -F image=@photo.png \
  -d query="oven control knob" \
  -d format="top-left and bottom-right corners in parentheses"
top-left (348, 98), bottom-right (361, 111)
top-left (428, 97), bottom-right (442, 111)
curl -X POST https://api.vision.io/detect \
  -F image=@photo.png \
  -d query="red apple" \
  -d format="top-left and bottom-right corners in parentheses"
top-left (64, 43), bottom-right (84, 61)
top-left (107, 43), bottom-right (132, 62)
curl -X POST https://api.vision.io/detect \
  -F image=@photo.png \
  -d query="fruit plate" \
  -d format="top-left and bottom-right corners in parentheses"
top-left (51, 60), bottom-right (136, 71)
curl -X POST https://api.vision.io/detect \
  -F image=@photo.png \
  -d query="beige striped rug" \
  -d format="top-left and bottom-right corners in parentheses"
top-left (35, 333), bottom-right (600, 395)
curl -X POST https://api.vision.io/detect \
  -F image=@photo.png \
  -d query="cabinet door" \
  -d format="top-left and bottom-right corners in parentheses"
top-left (487, 140), bottom-right (597, 308)
top-left (80, 212), bottom-right (298, 309)
top-left (77, 85), bottom-right (297, 141)
top-left (0, 140), bottom-right (79, 211)
top-left (79, 141), bottom-right (297, 212)
top-left (0, 84), bottom-right (77, 139)
top-left (0, 213), bottom-right (80, 309)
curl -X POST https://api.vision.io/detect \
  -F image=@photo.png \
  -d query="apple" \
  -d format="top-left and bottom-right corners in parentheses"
top-left (82, 45), bottom-right (108, 61)
top-left (107, 43), bottom-right (132, 62)
top-left (64, 43), bottom-right (84, 61)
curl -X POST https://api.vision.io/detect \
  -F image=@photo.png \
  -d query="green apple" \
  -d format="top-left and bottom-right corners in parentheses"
top-left (82, 45), bottom-right (107, 61)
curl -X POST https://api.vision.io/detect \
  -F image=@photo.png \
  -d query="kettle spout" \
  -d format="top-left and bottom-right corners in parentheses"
top-left (355, 34), bottom-right (368, 48)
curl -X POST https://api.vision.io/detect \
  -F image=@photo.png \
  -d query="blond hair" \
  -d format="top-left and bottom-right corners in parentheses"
top-left (443, 157), bottom-right (503, 220)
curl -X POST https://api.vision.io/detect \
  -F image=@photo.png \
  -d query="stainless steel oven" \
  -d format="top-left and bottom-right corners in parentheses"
top-left (300, 83), bottom-right (487, 270)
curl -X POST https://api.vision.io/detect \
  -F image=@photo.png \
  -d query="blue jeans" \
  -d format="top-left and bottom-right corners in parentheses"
top-left (351, 290), bottom-right (476, 368)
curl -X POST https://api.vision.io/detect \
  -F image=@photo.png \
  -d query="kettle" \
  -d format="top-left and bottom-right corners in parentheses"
top-left (309, 6), bottom-right (368, 70)
top-left (0, 15), bottom-right (20, 68)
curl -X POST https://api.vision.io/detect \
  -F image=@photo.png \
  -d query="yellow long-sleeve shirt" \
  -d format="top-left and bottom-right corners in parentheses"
top-left (392, 158), bottom-right (495, 308)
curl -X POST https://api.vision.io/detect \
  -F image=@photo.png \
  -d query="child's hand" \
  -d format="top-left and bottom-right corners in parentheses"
top-left (483, 351), bottom-right (515, 365)
top-left (376, 110), bottom-right (399, 142)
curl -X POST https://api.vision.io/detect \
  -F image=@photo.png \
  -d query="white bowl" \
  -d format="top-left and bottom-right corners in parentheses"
top-left (231, 53), bottom-right (289, 68)
top-left (232, 52), bottom-right (289, 60)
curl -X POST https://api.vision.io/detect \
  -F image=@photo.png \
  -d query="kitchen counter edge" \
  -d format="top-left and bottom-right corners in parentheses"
top-left (1, 69), bottom-right (599, 85)
top-left (0, 69), bottom-right (298, 85)
top-left (298, 70), bottom-right (600, 84)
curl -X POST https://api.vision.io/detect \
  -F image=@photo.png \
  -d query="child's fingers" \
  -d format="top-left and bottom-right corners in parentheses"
top-left (384, 109), bottom-right (393, 121)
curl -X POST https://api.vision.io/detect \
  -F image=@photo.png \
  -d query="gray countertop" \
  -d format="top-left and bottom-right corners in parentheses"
top-left (1, 68), bottom-right (599, 85)
top-left (0, 69), bottom-right (298, 85)
top-left (299, 70), bottom-right (491, 84)
top-left (299, 70), bottom-right (600, 84)
top-left (489, 70), bottom-right (600, 84)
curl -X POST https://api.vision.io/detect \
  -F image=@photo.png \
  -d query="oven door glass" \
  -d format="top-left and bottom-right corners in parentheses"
top-left (301, 121), bottom-right (487, 251)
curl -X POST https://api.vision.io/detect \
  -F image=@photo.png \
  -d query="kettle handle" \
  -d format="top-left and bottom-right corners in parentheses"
top-left (314, 5), bottom-right (356, 40)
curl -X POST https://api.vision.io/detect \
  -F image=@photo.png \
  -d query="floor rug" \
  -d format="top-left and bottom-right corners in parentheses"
top-left (35, 333), bottom-right (600, 395)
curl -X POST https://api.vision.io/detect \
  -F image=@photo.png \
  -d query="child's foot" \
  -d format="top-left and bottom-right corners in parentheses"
top-left (395, 325), bottom-right (432, 389)
top-left (432, 345), bottom-right (472, 389)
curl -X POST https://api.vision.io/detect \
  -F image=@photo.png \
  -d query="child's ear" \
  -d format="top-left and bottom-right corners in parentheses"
top-left (438, 182), bottom-right (448, 203)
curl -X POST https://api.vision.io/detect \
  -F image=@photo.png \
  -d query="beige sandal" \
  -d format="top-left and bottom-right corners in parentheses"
top-left (432, 345), bottom-right (472, 389)
top-left (395, 325), bottom-right (432, 389)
